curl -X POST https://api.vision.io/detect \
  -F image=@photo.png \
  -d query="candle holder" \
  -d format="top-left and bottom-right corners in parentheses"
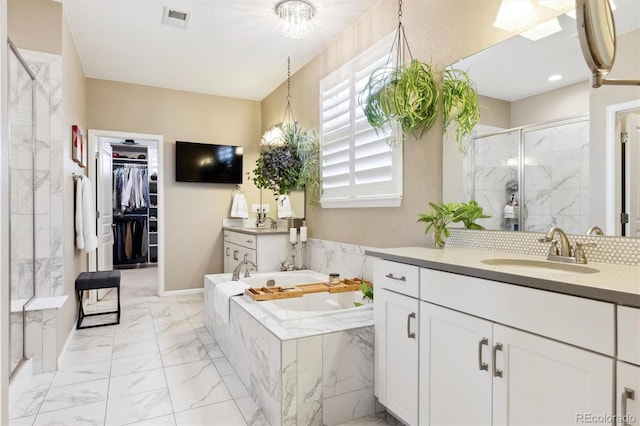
top-left (299, 241), bottom-right (307, 270)
top-left (281, 241), bottom-right (298, 271)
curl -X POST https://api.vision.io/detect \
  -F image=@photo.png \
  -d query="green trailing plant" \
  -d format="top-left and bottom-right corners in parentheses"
top-left (252, 122), bottom-right (321, 205)
top-left (354, 279), bottom-right (373, 307)
top-left (361, 59), bottom-right (440, 145)
top-left (418, 200), bottom-right (490, 248)
top-left (443, 68), bottom-right (480, 153)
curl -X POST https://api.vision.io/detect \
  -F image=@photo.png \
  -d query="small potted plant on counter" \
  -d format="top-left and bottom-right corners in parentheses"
top-left (418, 200), bottom-right (489, 248)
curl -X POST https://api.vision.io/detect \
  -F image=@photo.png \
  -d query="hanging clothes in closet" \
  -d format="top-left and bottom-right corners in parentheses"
top-left (113, 216), bottom-right (148, 263)
top-left (113, 164), bottom-right (150, 213)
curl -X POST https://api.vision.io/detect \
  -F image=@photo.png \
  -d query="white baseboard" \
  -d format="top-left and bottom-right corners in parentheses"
top-left (160, 288), bottom-right (204, 297)
top-left (57, 323), bottom-right (77, 368)
top-left (9, 358), bottom-right (32, 404)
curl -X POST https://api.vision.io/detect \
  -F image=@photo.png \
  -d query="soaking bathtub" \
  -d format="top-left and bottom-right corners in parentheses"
top-left (203, 270), bottom-right (376, 426)
top-left (239, 271), bottom-right (372, 322)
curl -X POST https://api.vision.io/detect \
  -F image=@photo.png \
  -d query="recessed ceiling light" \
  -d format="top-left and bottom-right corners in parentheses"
top-left (493, 0), bottom-right (538, 32)
top-left (548, 74), bottom-right (563, 81)
top-left (520, 17), bottom-right (562, 41)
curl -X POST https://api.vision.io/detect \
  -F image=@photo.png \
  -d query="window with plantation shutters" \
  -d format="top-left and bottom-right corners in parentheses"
top-left (319, 32), bottom-right (402, 208)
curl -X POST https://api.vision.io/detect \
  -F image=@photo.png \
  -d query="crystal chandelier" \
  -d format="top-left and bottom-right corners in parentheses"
top-left (274, 0), bottom-right (316, 39)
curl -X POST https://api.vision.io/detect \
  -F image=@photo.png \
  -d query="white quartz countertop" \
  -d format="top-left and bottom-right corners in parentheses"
top-left (366, 246), bottom-right (640, 308)
top-left (223, 226), bottom-right (289, 235)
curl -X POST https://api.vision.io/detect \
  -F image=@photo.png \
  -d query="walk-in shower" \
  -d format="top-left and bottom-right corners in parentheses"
top-left (8, 39), bottom-right (36, 380)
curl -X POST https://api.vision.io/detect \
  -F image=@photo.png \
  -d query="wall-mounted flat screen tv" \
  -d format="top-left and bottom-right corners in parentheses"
top-left (175, 141), bottom-right (243, 184)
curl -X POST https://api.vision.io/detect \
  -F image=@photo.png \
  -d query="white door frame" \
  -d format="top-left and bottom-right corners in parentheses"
top-left (605, 99), bottom-right (640, 235)
top-left (87, 129), bottom-right (166, 296)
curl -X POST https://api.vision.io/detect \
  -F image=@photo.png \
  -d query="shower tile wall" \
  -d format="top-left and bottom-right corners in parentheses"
top-left (468, 130), bottom-right (520, 231)
top-left (15, 49), bottom-right (64, 374)
top-left (465, 118), bottom-right (589, 234)
top-left (523, 119), bottom-right (590, 234)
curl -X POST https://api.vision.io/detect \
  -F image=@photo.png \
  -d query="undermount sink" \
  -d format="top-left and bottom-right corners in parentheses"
top-left (481, 258), bottom-right (600, 275)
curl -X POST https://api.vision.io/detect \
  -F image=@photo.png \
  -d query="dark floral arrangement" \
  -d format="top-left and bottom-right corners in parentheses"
top-left (252, 122), bottom-right (320, 205)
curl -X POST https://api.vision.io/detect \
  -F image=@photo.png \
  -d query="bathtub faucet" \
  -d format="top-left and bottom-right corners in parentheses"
top-left (232, 254), bottom-right (257, 281)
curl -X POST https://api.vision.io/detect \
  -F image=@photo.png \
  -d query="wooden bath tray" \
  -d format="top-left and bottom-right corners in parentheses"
top-left (245, 278), bottom-right (371, 301)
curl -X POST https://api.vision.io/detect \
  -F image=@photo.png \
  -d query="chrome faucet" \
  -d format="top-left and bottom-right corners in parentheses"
top-left (232, 254), bottom-right (257, 281)
top-left (539, 226), bottom-right (597, 264)
top-left (585, 226), bottom-right (604, 236)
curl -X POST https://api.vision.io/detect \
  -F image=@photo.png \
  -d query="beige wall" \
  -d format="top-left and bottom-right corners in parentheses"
top-left (590, 29), bottom-right (640, 229)
top-left (86, 79), bottom-right (262, 291)
top-left (261, 0), bottom-right (551, 248)
top-left (478, 95), bottom-right (511, 129)
top-left (60, 10), bottom-right (88, 356)
top-left (511, 81), bottom-right (589, 127)
top-left (7, 0), bottom-right (61, 54)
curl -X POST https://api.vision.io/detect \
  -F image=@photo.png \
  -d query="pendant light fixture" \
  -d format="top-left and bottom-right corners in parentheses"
top-left (261, 56), bottom-right (296, 146)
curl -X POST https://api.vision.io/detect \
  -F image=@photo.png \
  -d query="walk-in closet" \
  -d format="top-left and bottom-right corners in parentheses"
top-left (92, 133), bottom-right (162, 298)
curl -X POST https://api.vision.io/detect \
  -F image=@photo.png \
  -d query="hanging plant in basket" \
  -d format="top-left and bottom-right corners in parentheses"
top-left (252, 122), bottom-right (321, 205)
top-left (443, 67), bottom-right (480, 153)
top-left (359, 2), bottom-right (440, 145)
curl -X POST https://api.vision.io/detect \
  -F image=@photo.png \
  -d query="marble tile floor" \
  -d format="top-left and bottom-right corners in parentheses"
top-left (10, 294), bottom-right (399, 426)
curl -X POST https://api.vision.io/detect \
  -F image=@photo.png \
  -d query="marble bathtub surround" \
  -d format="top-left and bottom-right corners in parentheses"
top-left (205, 273), bottom-right (376, 426)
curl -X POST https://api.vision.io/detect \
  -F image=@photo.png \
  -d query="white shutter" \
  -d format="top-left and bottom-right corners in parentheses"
top-left (319, 32), bottom-right (402, 208)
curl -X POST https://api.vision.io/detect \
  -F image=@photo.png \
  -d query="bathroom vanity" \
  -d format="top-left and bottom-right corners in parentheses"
top-left (367, 246), bottom-right (640, 426)
top-left (222, 227), bottom-right (289, 273)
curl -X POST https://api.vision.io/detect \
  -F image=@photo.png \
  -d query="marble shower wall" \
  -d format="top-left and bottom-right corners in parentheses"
top-left (523, 118), bottom-right (590, 234)
top-left (13, 49), bottom-right (64, 374)
top-left (304, 239), bottom-right (376, 283)
top-left (465, 117), bottom-right (589, 234)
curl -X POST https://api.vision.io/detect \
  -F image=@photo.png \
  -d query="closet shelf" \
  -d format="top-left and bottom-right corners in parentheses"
top-left (113, 157), bottom-right (147, 164)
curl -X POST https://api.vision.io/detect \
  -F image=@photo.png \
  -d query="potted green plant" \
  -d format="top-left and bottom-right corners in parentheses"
top-left (252, 122), bottom-right (321, 205)
top-left (361, 59), bottom-right (440, 145)
top-left (443, 68), bottom-right (480, 153)
top-left (418, 200), bottom-right (489, 248)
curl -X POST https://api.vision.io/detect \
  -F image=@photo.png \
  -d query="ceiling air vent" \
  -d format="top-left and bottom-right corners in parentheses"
top-left (162, 7), bottom-right (190, 29)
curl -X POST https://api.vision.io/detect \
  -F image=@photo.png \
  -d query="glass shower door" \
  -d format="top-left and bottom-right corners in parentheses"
top-left (8, 41), bottom-right (36, 379)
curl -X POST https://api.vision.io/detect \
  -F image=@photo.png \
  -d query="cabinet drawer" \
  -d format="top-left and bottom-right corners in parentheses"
top-left (420, 268), bottom-right (615, 356)
top-left (619, 306), bottom-right (640, 365)
top-left (374, 259), bottom-right (419, 298)
top-left (228, 231), bottom-right (256, 250)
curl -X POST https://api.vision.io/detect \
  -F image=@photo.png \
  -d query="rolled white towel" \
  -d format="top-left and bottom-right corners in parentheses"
top-left (230, 193), bottom-right (249, 219)
top-left (214, 280), bottom-right (249, 324)
top-left (277, 194), bottom-right (293, 218)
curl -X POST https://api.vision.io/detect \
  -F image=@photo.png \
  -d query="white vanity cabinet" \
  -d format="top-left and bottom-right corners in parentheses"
top-left (373, 257), bottom-right (616, 426)
top-left (617, 306), bottom-right (640, 426)
top-left (223, 230), bottom-right (288, 273)
top-left (373, 260), bottom-right (420, 426)
top-left (420, 302), bottom-right (612, 425)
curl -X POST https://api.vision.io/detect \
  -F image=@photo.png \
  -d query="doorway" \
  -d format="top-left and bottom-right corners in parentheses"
top-left (88, 130), bottom-right (165, 298)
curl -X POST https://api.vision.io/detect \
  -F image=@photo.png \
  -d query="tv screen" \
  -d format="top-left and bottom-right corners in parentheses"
top-left (175, 141), bottom-right (243, 184)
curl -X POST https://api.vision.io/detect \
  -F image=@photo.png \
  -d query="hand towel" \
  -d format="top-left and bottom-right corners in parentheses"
top-left (214, 280), bottom-right (249, 324)
top-left (277, 194), bottom-right (293, 218)
top-left (230, 193), bottom-right (249, 218)
top-left (75, 176), bottom-right (99, 252)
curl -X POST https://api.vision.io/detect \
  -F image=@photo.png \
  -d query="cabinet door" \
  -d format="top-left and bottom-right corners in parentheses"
top-left (617, 362), bottom-right (640, 426)
top-left (493, 324), bottom-right (613, 426)
top-left (227, 242), bottom-right (245, 274)
top-left (420, 302), bottom-right (493, 426)
top-left (374, 288), bottom-right (419, 426)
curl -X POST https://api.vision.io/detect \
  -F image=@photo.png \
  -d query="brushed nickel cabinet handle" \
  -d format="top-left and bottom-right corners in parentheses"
top-left (226, 247), bottom-right (230, 256)
top-left (622, 387), bottom-right (635, 426)
top-left (407, 312), bottom-right (416, 339)
top-left (492, 343), bottom-right (503, 378)
top-left (233, 250), bottom-right (239, 261)
top-left (478, 338), bottom-right (489, 371)
top-left (385, 273), bottom-right (406, 282)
